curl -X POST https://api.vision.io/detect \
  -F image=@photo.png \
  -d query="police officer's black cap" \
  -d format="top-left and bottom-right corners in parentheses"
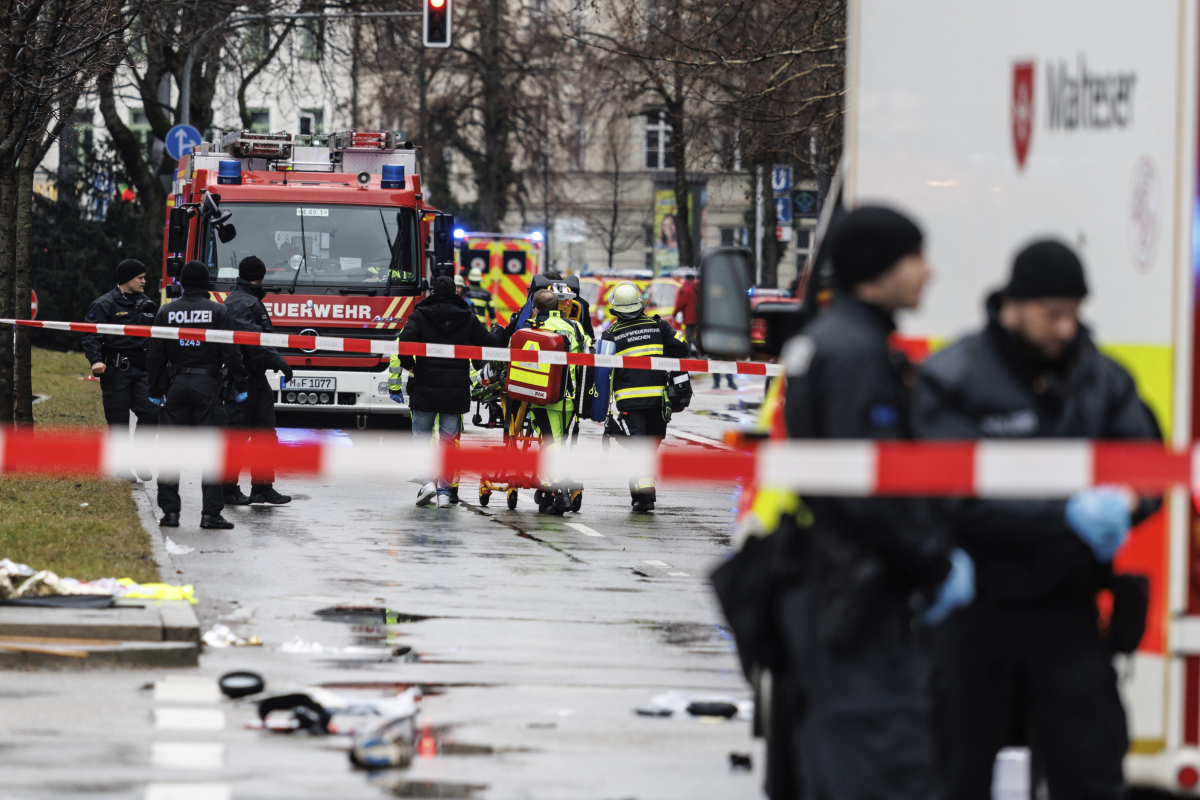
top-left (828, 206), bottom-right (924, 289)
top-left (1004, 240), bottom-right (1088, 300)
top-left (431, 275), bottom-right (456, 297)
top-left (180, 260), bottom-right (210, 290)
top-left (116, 259), bottom-right (146, 286)
top-left (238, 256), bottom-right (267, 282)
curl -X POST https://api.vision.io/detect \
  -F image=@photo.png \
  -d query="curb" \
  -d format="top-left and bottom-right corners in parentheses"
top-left (0, 483), bottom-right (200, 669)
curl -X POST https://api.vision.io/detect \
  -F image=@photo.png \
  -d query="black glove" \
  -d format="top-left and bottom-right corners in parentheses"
top-left (281, 364), bottom-right (294, 382)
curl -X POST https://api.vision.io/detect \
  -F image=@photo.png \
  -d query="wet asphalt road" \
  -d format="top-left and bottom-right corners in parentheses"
top-left (2, 380), bottom-right (768, 800)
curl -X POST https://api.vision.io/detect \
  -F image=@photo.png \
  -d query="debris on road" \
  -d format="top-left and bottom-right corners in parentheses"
top-left (218, 670), bottom-right (265, 698)
top-left (165, 537), bottom-right (195, 555)
top-left (635, 690), bottom-right (751, 720)
top-left (202, 623), bottom-right (261, 648)
top-left (729, 752), bottom-right (753, 771)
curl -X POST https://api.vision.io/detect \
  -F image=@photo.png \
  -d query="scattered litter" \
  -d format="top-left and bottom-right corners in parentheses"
top-left (0, 559), bottom-right (35, 577)
top-left (351, 715), bottom-right (416, 770)
top-left (79, 503), bottom-right (89, 508)
top-left (14, 570), bottom-right (109, 598)
top-left (165, 537), bottom-right (195, 555)
top-left (202, 624), bottom-right (261, 648)
top-left (277, 636), bottom-right (405, 659)
top-left (730, 752), bottom-right (753, 771)
top-left (635, 690), bottom-right (752, 720)
top-left (255, 686), bottom-right (421, 739)
top-left (116, 578), bottom-right (197, 604)
top-left (218, 671), bottom-right (265, 699)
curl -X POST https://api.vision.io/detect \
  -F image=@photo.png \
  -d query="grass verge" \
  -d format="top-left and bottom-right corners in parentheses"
top-left (0, 348), bottom-right (158, 582)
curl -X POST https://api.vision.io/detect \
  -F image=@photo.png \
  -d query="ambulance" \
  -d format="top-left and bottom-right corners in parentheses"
top-left (162, 130), bottom-right (452, 426)
top-left (454, 231), bottom-right (543, 325)
top-left (842, 0), bottom-right (1200, 791)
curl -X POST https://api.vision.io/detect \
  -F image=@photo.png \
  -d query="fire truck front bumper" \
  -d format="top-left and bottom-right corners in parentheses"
top-left (266, 369), bottom-right (408, 414)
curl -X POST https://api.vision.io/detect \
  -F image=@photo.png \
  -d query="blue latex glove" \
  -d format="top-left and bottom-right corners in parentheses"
top-left (1065, 486), bottom-right (1132, 562)
top-left (234, 391), bottom-right (249, 404)
top-left (149, 396), bottom-right (164, 407)
top-left (923, 548), bottom-right (975, 626)
top-left (390, 392), bottom-right (404, 404)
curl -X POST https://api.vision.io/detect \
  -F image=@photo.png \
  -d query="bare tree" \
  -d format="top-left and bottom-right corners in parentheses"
top-left (0, 0), bottom-right (128, 422)
top-left (578, 110), bottom-right (644, 270)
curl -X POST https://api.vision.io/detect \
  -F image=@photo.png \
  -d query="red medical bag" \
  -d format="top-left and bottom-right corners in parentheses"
top-left (505, 327), bottom-right (569, 405)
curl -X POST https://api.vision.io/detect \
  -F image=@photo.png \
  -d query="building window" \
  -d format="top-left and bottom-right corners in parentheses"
top-left (299, 20), bottom-right (324, 61)
top-left (569, 104), bottom-right (586, 170)
top-left (299, 108), bottom-right (323, 135)
top-left (644, 110), bottom-right (673, 171)
top-left (720, 227), bottom-right (748, 247)
top-left (249, 108), bottom-right (271, 133)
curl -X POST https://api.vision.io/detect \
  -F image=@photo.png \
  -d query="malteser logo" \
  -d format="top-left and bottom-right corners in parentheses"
top-left (1046, 57), bottom-right (1136, 130)
top-left (1012, 62), bottom-right (1035, 170)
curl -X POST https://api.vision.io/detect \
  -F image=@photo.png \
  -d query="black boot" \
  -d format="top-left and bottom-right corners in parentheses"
top-left (448, 486), bottom-right (460, 505)
top-left (224, 486), bottom-right (252, 506)
top-left (548, 491), bottom-right (571, 516)
top-left (200, 515), bottom-right (235, 530)
top-left (159, 512), bottom-right (180, 528)
top-left (249, 487), bottom-right (291, 505)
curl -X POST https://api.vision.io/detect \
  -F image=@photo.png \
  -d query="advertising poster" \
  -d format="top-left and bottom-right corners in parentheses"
top-left (654, 189), bottom-right (681, 272)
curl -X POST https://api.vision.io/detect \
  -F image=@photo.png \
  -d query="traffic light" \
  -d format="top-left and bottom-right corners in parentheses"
top-left (422, 0), bottom-right (451, 48)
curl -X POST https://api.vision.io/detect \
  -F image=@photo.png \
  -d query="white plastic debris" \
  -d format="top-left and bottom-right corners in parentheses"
top-left (165, 537), bottom-right (195, 555)
top-left (0, 559), bottom-right (35, 577)
top-left (218, 607), bottom-right (256, 624)
top-left (201, 623), bottom-right (260, 648)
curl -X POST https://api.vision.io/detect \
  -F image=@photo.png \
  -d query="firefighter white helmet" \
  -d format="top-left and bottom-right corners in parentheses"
top-left (454, 274), bottom-right (466, 288)
top-left (468, 267), bottom-right (484, 283)
top-left (609, 281), bottom-right (645, 320)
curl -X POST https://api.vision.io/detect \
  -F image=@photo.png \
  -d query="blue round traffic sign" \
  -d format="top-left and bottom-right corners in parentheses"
top-left (165, 124), bottom-right (202, 160)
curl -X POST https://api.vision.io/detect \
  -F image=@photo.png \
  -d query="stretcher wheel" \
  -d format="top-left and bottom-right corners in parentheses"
top-left (479, 489), bottom-right (490, 507)
top-left (571, 490), bottom-right (582, 513)
top-left (507, 489), bottom-right (518, 510)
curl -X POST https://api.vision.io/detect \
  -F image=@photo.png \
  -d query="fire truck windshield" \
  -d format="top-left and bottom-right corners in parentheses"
top-left (198, 202), bottom-right (422, 291)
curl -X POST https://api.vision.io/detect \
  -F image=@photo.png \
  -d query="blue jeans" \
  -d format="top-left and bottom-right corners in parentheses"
top-left (411, 411), bottom-right (461, 493)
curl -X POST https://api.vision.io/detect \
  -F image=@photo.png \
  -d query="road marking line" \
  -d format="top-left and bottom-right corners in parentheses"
top-left (154, 708), bottom-right (226, 732)
top-left (564, 522), bottom-right (604, 537)
top-left (153, 678), bottom-right (220, 704)
top-left (144, 783), bottom-right (231, 800)
top-left (668, 572), bottom-right (690, 577)
top-left (150, 742), bottom-right (225, 770)
top-left (669, 430), bottom-right (732, 449)
top-left (643, 559), bottom-right (671, 568)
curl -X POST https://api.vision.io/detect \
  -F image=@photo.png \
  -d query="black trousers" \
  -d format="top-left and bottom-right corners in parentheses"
top-left (774, 582), bottom-right (943, 800)
top-left (621, 407), bottom-right (667, 499)
top-left (225, 375), bottom-right (277, 489)
top-left (157, 374), bottom-right (225, 517)
top-left (99, 364), bottom-right (159, 430)
top-left (934, 603), bottom-right (1127, 800)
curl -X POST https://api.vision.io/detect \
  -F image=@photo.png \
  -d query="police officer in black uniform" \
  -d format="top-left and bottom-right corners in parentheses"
top-left (221, 256), bottom-right (293, 506)
top-left (148, 261), bottom-right (248, 530)
top-left (913, 241), bottom-right (1160, 800)
top-left (82, 259), bottom-right (159, 479)
top-left (768, 207), bottom-right (971, 799)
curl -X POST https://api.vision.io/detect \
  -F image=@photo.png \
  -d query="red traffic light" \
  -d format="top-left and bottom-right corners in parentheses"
top-left (423, 0), bottom-right (451, 47)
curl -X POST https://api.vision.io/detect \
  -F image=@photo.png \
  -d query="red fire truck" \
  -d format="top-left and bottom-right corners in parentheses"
top-left (161, 130), bottom-right (455, 426)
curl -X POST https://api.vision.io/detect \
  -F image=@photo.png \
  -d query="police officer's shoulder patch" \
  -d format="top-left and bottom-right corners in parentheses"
top-left (86, 310), bottom-right (97, 321)
top-left (782, 335), bottom-right (816, 377)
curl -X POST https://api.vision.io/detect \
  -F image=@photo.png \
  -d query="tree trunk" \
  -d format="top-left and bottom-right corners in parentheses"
top-left (668, 95), bottom-right (693, 269)
top-left (761, 165), bottom-right (779, 288)
top-left (0, 167), bottom-right (14, 424)
top-left (12, 153), bottom-right (35, 423)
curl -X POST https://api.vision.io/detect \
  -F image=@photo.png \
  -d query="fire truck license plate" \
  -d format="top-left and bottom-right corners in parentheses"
top-left (281, 376), bottom-right (336, 392)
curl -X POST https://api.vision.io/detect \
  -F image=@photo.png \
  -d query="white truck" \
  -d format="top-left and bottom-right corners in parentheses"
top-left (844, 0), bottom-right (1199, 792)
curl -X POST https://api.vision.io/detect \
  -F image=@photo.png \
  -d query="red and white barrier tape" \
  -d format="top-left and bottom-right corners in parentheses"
top-left (0, 427), bottom-right (1188, 497)
top-left (0, 319), bottom-right (782, 377)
